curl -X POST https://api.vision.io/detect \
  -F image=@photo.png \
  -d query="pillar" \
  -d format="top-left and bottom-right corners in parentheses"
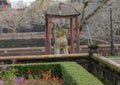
top-left (70, 18), bottom-right (74, 53)
top-left (75, 16), bottom-right (80, 53)
top-left (2, 2), bottom-right (7, 9)
top-left (45, 16), bottom-right (51, 54)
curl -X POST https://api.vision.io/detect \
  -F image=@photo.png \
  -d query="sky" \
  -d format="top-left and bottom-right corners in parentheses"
top-left (10, 0), bottom-right (67, 4)
top-left (10, 0), bottom-right (67, 7)
top-left (10, 0), bottom-right (36, 7)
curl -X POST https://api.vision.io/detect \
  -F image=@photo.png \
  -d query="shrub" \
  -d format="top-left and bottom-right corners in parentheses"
top-left (0, 61), bottom-right (103, 85)
top-left (60, 62), bottom-right (103, 85)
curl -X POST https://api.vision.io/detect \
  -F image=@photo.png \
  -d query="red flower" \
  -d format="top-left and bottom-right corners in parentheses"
top-left (38, 70), bottom-right (43, 74)
top-left (59, 79), bottom-right (63, 85)
top-left (27, 69), bottom-right (31, 75)
top-left (37, 77), bottom-right (41, 81)
top-left (46, 71), bottom-right (51, 75)
top-left (52, 76), bottom-right (56, 81)
top-left (52, 75), bottom-right (59, 81)
top-left (55, 75), bottom-right (59, 80)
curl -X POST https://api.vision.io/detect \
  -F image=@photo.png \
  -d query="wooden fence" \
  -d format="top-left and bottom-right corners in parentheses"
top-left (0, 44), bottom-right (120, 56)
top-left (0, 32), bottom-right (45, 40)
top-left (80, 44), bottom-right (120, 56)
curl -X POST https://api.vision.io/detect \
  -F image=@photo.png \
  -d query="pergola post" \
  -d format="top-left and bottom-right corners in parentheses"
top-left (45, 3), bottom-right (80, 54)
top-left (75, 16), bottom-right (80, 53)
top-left (70, 18), bottom-right (74, 53)
top-left (45, 16), bottom-right (51, 54)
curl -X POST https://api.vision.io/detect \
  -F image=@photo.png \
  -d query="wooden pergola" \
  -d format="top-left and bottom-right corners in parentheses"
top-left (45, 3), bottom-right (80, 54)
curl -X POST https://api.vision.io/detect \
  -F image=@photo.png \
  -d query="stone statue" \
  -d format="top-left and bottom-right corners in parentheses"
top-left (53, 24), bottom-right (68, 54)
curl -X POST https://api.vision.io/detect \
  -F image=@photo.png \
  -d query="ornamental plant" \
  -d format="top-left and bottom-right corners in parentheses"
top-left (0, 59), bottom-right (64, 85)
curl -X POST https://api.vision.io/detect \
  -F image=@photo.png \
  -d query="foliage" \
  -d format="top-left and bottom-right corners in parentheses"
top-left (0, 9), bottom-right (31, 33)
top-left (60, 62), bottom-right (103, 85)
top-left (13, 63), bottom-right (62, 78)
top-left (0, 61), bottom-right (105, 85)
top-left (0, 61), bottom-right (63, 85)
top-left (106, 56), bottom-right (120, 58)
top-left (28, 0), bottom-right (53, 24)
top-left (88, 44), bottom-right (99, 49)
top-left (92, 68), bottom-right (113, 85)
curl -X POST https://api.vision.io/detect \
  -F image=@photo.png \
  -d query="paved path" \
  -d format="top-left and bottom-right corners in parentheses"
top-left (110, 58), bottom-right (120, 64)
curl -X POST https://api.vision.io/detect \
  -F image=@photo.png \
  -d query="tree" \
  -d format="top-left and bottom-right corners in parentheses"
top-left (0, 0), bottom-right (31, 33)
top-left (67, 0), bottom-right (119, 43)
top-left (0, 8), bottom-right (31, 33)
top-left (27, 0), bottom-right (119, 43)
top-left (27, 0), bottom-right (55, 24)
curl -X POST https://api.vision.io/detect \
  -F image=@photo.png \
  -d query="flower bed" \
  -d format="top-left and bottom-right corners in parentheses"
top-left (0, 60), bottom-right (63, 85)
top-left (0, 60), bottom-right (103, 85)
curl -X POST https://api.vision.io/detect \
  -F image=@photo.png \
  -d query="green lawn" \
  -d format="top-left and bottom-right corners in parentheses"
top-left (106, 56), bottom-right (120, 58)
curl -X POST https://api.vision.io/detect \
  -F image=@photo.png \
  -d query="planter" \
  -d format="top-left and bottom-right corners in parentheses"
top-left (88, 44), bottom-right (99, 54)
top-left (0, 62), bottom-right (103, 85)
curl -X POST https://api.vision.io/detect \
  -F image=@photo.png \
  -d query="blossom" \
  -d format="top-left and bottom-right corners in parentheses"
top-left (52, 75), bottom-right (59, 81)
top-left (38, 70), bottom-right (43, 74)
top-left (2, 64), bottom-right (7, 70)
top-left (27, 69), bottom-right (31, 75)
top-left (37, 77), bottom-right (42, 81)
top-left (0, 80), bottom-right (4, 84)
top-left (11, 59), bottom-right (17, 64)
top-left (12, 77), bottom-right (24, 83)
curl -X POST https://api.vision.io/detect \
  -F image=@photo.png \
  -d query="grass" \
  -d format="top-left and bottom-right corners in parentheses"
top-left (106, 56), bottom-right (120, 58)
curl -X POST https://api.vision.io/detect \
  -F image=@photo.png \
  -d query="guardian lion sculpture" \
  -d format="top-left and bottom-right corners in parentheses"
top-left (53, 26), bottom-right (68, 54)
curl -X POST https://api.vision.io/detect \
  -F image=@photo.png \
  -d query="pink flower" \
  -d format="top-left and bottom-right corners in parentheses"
top-left (13, 77), bottom-right (24, 83)
top-left (0, 80), bottom-right (4, 84)
top-left (2, 64), bottom-right (7, 70)
top-left (11, 59), bottom-right (17, 63)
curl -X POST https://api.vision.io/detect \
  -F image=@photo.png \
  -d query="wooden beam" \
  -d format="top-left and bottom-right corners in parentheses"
top-left (46, 14), bottom-right (79, 19)
top-left (45, 17), bottom-right (51, 54)
top-left (70, 18), bottom-right (74, 53)
top-left (0, 53), bottom-right (89, 60)
top-left (75, 16), bottom-right (80, 53)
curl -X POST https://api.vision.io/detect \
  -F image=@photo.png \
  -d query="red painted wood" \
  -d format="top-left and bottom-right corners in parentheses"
top-left (46, 14), bottom-right (79, 19)
top-left (45, 17), bottom-right (48, 54)
top-left (70, 18), bottom-right (74, 53)
top-left (45, 14), bottom-right (80, 54)
top-left (2, 2), bottom-right (7, 9)
top-left (45, 16), bottom-right (51, 54)
top-left (48, 18), bottom-right (52, 54)
top-left (76, 16), bottom-right (80, 53)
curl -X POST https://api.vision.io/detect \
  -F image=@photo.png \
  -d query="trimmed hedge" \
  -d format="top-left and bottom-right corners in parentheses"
top-left (60, 62), bottom-right (103, 85)
top-left (7, 63), bottom-right (62, 78)
top-left (0, 62), bottom-right (103, 85)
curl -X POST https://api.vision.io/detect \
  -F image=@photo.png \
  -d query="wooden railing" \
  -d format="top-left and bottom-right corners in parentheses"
top-left (0, 44), bottom-right (120, 56)
top-left (80, 44), bottom-right (120, 56)
top-left (0, 32), bottom-right (45, 40)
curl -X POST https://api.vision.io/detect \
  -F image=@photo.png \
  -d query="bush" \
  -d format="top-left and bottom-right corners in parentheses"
top-left (60, 62), bottom-right (103, 85)
top-left (0, 62), bottom-right (103, 85)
